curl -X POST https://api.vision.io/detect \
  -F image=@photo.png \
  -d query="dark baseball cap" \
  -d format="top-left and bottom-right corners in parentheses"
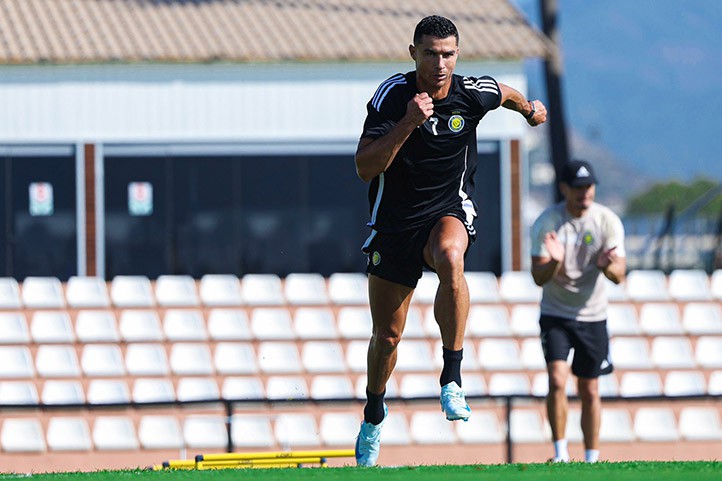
top-left (560, 160), bottom-right (597, 187)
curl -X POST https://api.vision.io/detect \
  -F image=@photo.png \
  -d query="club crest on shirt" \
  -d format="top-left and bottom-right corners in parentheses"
top-left (372, 251), bottom-right (381, 266)
top-left (448, 115), bottom-right (465, 133)
top-left (583, 231), bottom-right (594, 245)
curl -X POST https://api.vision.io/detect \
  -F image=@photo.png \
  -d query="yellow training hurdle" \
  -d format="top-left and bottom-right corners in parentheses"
top-left (155, 449), bottom-right (355, 470)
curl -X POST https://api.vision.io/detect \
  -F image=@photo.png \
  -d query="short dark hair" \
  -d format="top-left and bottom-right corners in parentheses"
top-left (413, 15), bottom-right (459, 46)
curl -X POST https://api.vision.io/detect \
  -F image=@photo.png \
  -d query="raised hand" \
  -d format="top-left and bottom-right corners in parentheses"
top-left (544, 231), bottom-right (564, 263)
top-left (596, 246), bottom-right (618, 270)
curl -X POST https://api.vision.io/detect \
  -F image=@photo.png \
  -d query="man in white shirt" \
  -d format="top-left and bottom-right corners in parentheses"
top-left (530, 160), bottom-right (626, 463)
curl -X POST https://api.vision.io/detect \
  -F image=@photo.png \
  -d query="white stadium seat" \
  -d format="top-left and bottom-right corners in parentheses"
top-left (119, 310), bottom-right (164, 342)
top-left (638, 302), bottom-right (683, 335)
top-left (125, 343), bottom-right (170, 376)
top-left (606, 304), bottom-right (640, 336)
top-left (301, 341), bottom-right (346, 373)
top-left (214, 342), bottom-right (257, 375)
top-left (176, 377), bottom-right (220, 402)
top-left (509, 410), bottom-right (548, 443)
top-left (93, 416), bottom-right (139, 450)
top-left (668, 269), bottom-right (712, 301)
top-left (0, 346), bottom-right (34, 378)
top-left (231, 415), bottom-right (275, 448)
top-left (184, 416), bottom-right (227, 449)
top-left (1, 418), bottom-right (46, 453)
top-left (634, 407), bottom-right (679, 442)
top-left (81, 344), bottom-right (126, 377)
top-left (310, 375), bottom-right (355, 400)
top-left (110, 275), bottom-right (155, 307)
top-left (625, 270), bottom-right (669, 301)
top-left (42, 380), bottom-right (85, 405)
top-left (610, 337), bottom-right (652, 369)
top-left (87, 379), bottom-right (131, 405)
top-left (207, 308), bottom-right (252, 340)
top-left (35, 345), bottom-right (80, 378)
top-left (499, 271), bottom-right (541, 303)
top-left (466, 305), bottom-right (511, 337)
top-left (293, 307), bottom-right (337, 339)
top-left (284, 273), bottom-right (329, 305)
top-left (133, 378), bottom-right (176, 403)
top-left (251, 308), bottom-right (295, 340)
top-left (154, 274), bottom-right (199, 307)
top-left (266, 376), bottom-right (309, 401)
top-left (0, 312), bottom-right (30, 344)
top-left (21, 276), bottom-right (65, 308)
top-left (163, 309), bottom-right (208, 341)
top-left (169, 343), bottom-right (214, 376)
top-left (274, 413), bottom-right (321, 447)
top-left (327, 272), bottom-right (368, 305)
top-left (410, 411), bottom-right (458, 444)
top-left (650, 336), bottom-right (695, 369)
top-left (679, 407), bottom-right (722, 441)
top-left (465, 271), bottom-right (501, 303)
top-left (337, 307), bottom-right (372, 340)
top-left (620, 371), bottom-right (662, 397)
top-left (241, 274), bottom-right (285, 306)
top-left (47, 417), bottom-right (92, 451)
top-left (663, 370), bottom-right (706, 397)
top-left (682, 302), bottom-right (722, 335)
top-left (75, 310), bottom-right (120, 343)
top-left (66, 276), bottom-right (110, 308)
top-left (222, 377), bottom-right (265, 401)
top-left (138, 415), bottom-right (183, 449)
top-left (199, 274), bottom-right (243, 306)
top-left (600, 408), bottom-right (634, 442)
top-left (257, 342), bottom-right (302, 374)
top-left (0, 277), bottom-right (21, 308)
top-left (0, 381), bottom-right (38, 405)
top-left (30, 311), bottom-right (75, 343)
top-left (478, 339), bottom-right (522, 371)
top-left (320, 412), bottom-right (361, 446)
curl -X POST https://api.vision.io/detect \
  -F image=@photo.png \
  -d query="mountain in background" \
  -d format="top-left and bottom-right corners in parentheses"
top-left (513, 0), bottom-right (722, 184)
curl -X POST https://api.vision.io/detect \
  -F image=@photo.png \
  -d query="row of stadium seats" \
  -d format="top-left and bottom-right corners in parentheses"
top-left (2, 301), bottom-right (721, 345)
top-left (2, 335), bottom-right (722, 379)
top-left (2, 405), bottom-right (721, 454)
top-left (2, 269), bottom-right (722, 309)
top-left (2, 368), bottom-right (722, 405)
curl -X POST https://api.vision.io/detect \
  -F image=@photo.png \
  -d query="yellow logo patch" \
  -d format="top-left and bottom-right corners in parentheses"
top-left (372, 251), bottom-right (381, 266)
top-left (448, 115), bottom-right (465, 133)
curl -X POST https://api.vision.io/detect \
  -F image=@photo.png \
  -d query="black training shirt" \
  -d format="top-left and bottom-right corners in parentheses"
top-left (360, 71), bottom-right (502, 232)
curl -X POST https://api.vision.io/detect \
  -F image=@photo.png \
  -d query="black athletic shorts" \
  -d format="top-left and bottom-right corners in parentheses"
top-left (539, 314), bottom-right (613, 379)
top-left (362, 210), bottom-right (476, 289)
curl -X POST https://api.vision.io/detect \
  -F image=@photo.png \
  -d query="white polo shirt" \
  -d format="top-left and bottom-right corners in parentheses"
top-left (530, 202), bottom-right (625, 322)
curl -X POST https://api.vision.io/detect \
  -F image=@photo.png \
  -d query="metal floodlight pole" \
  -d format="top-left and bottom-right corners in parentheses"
top-left (541, 0), bottom-right (571, 202)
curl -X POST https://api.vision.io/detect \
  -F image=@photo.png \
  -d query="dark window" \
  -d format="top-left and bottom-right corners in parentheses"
top-left (0, 149), bottom-right (77, 280)
top-left (104, 147), bottom-right (502, 279)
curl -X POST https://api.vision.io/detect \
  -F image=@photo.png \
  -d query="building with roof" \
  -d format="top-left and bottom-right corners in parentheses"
top-left (0, 0), bottom-right (549, 280)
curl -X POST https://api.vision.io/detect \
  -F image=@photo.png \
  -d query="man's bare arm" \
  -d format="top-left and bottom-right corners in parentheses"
top-left (499, 83), bottom-right (547, 127)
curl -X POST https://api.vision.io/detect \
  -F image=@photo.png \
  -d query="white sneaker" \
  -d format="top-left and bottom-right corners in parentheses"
top-left (440, 382), bottom-right (471, 421)
top-left (548, 456), bottom-right (570, 463)
top-left (355, 404), bottom-right (387, 467)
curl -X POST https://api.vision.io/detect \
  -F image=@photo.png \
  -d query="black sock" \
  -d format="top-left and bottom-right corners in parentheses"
top-left (363, 388), bottom-right (386, 425)
top-left (440, 347), bottom-right (463, 387)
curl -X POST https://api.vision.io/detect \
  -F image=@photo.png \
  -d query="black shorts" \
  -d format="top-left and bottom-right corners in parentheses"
top-left (362, 210), bottom-right (476, 288)
top-left (539, 314), bottom-right (613, 379)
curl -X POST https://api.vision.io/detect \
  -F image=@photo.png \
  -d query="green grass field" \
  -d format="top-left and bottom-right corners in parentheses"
top-left (5, 462), bottom-right (721, 481)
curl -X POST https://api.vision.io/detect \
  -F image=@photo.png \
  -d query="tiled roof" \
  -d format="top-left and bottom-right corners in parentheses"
top-left (0, 0), bottom-right (550, 64)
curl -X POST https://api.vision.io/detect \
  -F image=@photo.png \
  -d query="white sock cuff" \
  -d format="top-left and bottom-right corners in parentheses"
top-left (585, 449), bottom-right (600, 463)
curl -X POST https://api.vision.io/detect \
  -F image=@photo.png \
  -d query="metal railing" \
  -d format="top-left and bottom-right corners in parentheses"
top-left (2, 392), bottom-right (719, 464)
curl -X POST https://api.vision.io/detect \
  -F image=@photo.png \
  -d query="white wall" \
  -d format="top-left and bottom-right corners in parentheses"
top-left (0, 62), bottom-right (528, 145)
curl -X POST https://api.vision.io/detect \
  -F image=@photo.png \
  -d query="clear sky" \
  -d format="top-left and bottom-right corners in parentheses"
top-left (512, 0), bottom-right (722, 182)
